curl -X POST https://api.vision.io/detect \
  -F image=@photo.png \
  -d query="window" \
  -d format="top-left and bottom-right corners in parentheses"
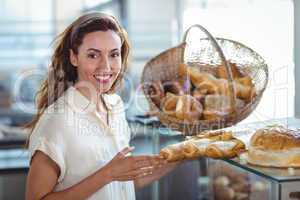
top-left (182, 0), bottom-right (294, 123)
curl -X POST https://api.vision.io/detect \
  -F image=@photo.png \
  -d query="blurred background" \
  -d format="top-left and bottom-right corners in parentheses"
top-left (0, 0), bottom-right (299, 199)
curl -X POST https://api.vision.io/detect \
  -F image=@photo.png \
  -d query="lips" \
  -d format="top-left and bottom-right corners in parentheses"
top-left (93, 74), bottom-right (113, 84)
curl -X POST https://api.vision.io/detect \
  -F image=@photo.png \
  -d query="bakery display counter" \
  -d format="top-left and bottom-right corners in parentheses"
top-left (141, 117), bottom-right (300, 200)
top-left (202, 118), bottom-right (300, 200)
top-left (205, 158), bottom-right (300, 200)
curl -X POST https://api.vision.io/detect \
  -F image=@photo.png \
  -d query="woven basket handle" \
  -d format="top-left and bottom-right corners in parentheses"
top-left (182, 24), bottom-right (236, 113)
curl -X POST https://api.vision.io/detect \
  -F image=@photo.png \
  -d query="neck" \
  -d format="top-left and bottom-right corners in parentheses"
top-left (73, 83), bottom-right (106, 112)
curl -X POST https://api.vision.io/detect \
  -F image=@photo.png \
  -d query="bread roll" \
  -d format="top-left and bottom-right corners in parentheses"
top-left (247, 125), bottom-right (300, 167)
top-left (182, 138), bottom-right (212, 158)
top-left (195, 81), bottom-right (219, 95)
top-left (162, 80), bottom-right (184, 95)
top-left (186, 67), bottom-right (219, 87)
top-left (160, 130), bottom-right (245, 161)
top-left (161, 93), bottom-right (179, 117)
top-left (175, 95), bottom-right (203, 122)
top-left (235, 76), bottom-right (254, 88)
top-left (217, 79), bottom-right (256, 102)
top-left (148, 81), bottom-right (165, 107)
top-left (206, 139), bottom-right (245, 158)
top-left (202, 95), bottom-right (245, 120)
top-left (159, 142), bottom-right (186, 162)
top-left (216, 62), bottom-right (244, 79)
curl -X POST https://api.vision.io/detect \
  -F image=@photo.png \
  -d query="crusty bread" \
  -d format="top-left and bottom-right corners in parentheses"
top-left (216, 62), bottom-right (244, 79)
top-left (160, 130), bottom-right (246, 162)
top-left (250, 126), bottom-right (300, 150)
top-left (247, 126), bottom-right (300, 167)
top-left (159, 142), bottom-right (186, 162)
top-left (161, 93), bottom-right (203, 122)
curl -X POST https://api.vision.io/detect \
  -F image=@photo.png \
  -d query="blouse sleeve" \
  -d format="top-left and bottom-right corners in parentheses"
top-left (28, 112), bottom-right (66, 182)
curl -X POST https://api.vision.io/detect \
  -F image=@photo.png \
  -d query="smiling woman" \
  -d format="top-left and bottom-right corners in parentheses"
top-left (70, 30), bottom-right (122, 94)
top-left (24, 12), bottom-right (178, 200)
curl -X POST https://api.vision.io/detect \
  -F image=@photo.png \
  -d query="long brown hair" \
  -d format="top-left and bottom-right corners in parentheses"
top-left (25, 12), bottom-right (130, 141)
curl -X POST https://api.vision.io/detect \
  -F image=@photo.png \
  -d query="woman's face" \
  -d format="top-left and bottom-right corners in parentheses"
top-left (70, 30), bottom-right (122, 94)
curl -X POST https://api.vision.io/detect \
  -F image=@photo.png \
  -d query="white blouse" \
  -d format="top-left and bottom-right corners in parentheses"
top-left (28, 86), bottom-right (135, 200)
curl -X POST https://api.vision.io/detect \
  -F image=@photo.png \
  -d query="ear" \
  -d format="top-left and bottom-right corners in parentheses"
top-left (70, 49), bottom-right (78, 67)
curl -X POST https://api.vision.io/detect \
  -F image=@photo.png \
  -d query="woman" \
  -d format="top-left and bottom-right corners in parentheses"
top-left (25, 12), bottom-right (177, 200)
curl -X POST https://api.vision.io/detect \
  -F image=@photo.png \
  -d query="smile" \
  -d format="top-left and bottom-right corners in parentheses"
top-left (93, 74), bottom-right (113, 83)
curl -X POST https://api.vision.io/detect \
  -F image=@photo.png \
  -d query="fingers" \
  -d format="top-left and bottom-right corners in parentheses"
top-left (115, 146), bottom-right (135, 159)
top-left (133, 155), bottom-right (167, 169)
top-left (114, 167), bottom-right (154, 181)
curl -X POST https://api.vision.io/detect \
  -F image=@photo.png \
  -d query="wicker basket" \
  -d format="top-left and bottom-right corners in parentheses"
top-left (141, 24), bottom-right (268, 135)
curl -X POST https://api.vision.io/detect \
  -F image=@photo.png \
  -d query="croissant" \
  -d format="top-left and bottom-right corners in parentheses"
top-left (216, 79), bottom-right (256, 103)
top-left (175, 95), bottom-right (203, 122)
top-left (192, 72), bottom-right (219, 88)
top-left (205, 139), bottom-right (246, 158)
top-left (235, 76), bottom-right (254, 88)
top-left (234, 82), bottom-right (256, 103)
top-left (182, 138), bottom-right (212, 159)
top-left (161, 93), bottom-right (179, 117)
top-left (162, 80), bottom-right (184, 95)
top-left (200, 130), bottom-right (234, 141)
top-left (160, 142), bottom-right (186, 161)
top-left (195, 81), bottom-right (219, 95)
top-left (160, 130), bottom-right (246, 162)
top-left (148, 81), bottom-right (165, 107)
top-left (216, 62), bottom-right (244, 79)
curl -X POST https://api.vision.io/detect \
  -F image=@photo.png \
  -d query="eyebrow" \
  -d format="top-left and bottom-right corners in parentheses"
top-left (87, 48), bottom-right (120, 52)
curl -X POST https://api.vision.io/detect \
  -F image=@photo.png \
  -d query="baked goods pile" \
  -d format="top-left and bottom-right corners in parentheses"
top-left (244, 125), bottom-right (300, 168)
top-left (147, 62), bottom-right (256, 122)
top-left (159, 130), bottom-right (245, 162)
top-left (211, 162), bottom-right (269, 200)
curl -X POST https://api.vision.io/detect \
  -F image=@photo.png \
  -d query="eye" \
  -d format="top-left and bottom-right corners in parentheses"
top-left (87, 53), bottom-right (98, 59)
top-left (111, 52), bottom-right (120, 58)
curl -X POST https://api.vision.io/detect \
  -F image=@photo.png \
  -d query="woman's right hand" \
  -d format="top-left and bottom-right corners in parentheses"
top-left (103, 147), bottom-right (167, 182)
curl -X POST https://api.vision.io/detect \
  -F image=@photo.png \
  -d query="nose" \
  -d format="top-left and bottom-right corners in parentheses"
top-left (100, 55), bottom-right (111, 71)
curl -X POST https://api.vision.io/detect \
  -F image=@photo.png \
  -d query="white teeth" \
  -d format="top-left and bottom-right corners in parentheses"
top-left (94, 75), bottom-right (111, 81)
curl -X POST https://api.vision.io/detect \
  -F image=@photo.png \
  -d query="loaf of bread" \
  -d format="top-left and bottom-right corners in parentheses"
top-left (247, 125), bottom-right (300, 167)
top-left (160, 130), bottom-right (246, 161)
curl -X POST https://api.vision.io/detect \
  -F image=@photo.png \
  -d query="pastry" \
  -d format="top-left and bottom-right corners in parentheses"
top-left (162, 80), bottom-right (184, 95)
top-left (147, 81), bottom-right (165, 107)
top-left (212, 162), bottom-right (251, 200)
top-left (216, 62), bottom-right (244, 79)
top-left (206, 139), bottom-right (245, 158)
top-left (182, 138), bottom-right (212, 159)
top-left (161, 93), bottom-right (179, 117)
top-left (161, 93), bottom-right (203, 122)
top-left (175, 94), bottom-right (203, 122)
top-left (217, 79), bottom-right (256, 103)
top-left (234, 82), bottom-right (256, 103)
top-left (160, 130), bottom-right (246, 161)
top-left (159, 142), bottom-right (186, 162)
top-left (195, 80), bottom-right (219, 95)
top-left (235, 76), bottom-right (254, 88)
top-left (202, 95), bottom-right (245, 120)
top-left (247, 125), bottom-right (300, 167)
